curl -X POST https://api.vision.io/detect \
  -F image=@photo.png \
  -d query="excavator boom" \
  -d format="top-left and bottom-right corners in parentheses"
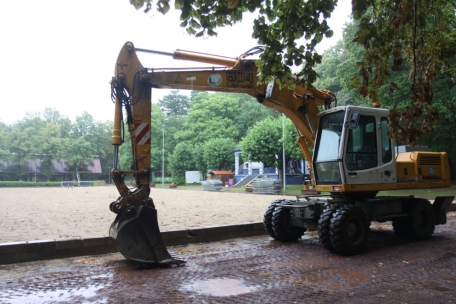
top-left (109, 42), bottom-right (335, 264)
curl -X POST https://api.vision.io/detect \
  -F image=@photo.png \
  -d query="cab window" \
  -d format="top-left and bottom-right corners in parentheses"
top-left (345, 115), bottom-right (378, 170)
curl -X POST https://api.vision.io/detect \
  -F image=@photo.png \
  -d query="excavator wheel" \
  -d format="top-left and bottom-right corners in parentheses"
top-left (329, 205), bottom-right (370, 256)
top-left (263, 199), bottom-right (284, 238)
top-left (272, 203), bottom-right (305, 242)
top-left (408, 200), bottom-right (435, 240)
top-left (318, 204), bottom-right (339, 253)
top-left (392, 217), bottom-right (410, 238)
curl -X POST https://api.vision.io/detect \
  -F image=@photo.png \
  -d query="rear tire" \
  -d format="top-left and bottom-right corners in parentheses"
top-left (272, 204), bottom-right (305, 242)
top-left (392, 217), bottom-right (410, 238)
top-left (408, 200), bottom-right (435, 240)
top-left (318, 205), bottom-right (338, 253)
top-left (330, 205), bottom-right (370, 255)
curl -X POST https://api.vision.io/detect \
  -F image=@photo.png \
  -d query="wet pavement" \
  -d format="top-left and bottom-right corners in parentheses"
top-left (1, 217), bottom-right (456, 304)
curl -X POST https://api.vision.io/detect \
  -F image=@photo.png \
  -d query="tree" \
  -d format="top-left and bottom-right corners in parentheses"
top-left (167, 141), bottom-right (196, 185)
top-left (130, 0), bottom-right (336, 88)
top-left (203, 138), bottom-right (236, 170)
top-left (65, 136), bottom-right (95, 177)
top-left (313, 40), bottom-right (357, 105)
top-left (34, 123), bottom-right (69, 181)
top-left (42, 107), bottom-right (63, 124)
top-left (159, 92), bottom-right (189, 156)
top-left (192, 143), bottom-right (207, 179)
top-left (6, 126), bottom-right (37, 179)
top-left (130, 0), bottom-right (456, 144)
top-left (351, 1), bottom-right (456, 144)
top-left (158, 90), bottom-right (190, 118)
top-left (241, 117), bottom-right (282, 174)
top-left (151, 104), bottom-right (166, 172)
top-left (283, 118), bottom-right (303, 161)
top-left (174, 92), bottom-right (243, 143)
top-left (241, 116), bottom-right (305, 179)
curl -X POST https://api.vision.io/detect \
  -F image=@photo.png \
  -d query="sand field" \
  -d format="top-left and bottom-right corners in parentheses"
top-left (0, 186), bottom-right (286, 243)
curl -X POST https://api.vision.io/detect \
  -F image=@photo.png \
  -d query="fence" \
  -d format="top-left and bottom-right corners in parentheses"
top-left (252, 179), bottom-right (283, 194)
top-left (202, 180), bottom-right (224, 191)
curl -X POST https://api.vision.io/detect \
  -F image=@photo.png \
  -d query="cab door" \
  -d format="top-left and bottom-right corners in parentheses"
top-left (343, 113), bottom-right (380, 185)
top-left (378, 117), bottom-right (396, 184)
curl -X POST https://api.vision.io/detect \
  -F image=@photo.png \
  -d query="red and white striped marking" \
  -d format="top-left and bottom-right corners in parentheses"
top-left (134, 123), bottom-right (150, 145)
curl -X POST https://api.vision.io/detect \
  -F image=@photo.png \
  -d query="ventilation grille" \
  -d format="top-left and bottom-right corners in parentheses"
top-left (420, 155), bottom-right (441, 166)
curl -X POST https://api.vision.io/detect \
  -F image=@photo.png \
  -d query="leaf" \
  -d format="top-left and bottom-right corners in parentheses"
top-left (175, 0), bottom-right (184, 9)
top-left (228, 0), bottom-right (239, 9)
top-left (190, 19), bottom-right (201, 29)
top-left (129, 0), bottom-right (145, 10)
top-left (186, 27), bottom-right (196, 35)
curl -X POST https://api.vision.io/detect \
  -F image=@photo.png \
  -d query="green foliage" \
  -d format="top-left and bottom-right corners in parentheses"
top-left (203, 138), bottom-right (236, 170)
top-left (130, 0), bottom-right (337, 87)
top-left (192, 144), bottom-right (207, 178)
top-left (35, 123), bottom-right (69, 181)
top-left (158, 90), bottom-right (190, 118)
top-left (160, 91), bottom-right (189, 158)
top-left (240, 116), bottom-right (282, 168)
top-left (352, 0), bottom-right (456, 144)
top-left (0, 109), bottom-right (114, 182)
top-left (283, 118), bottom-right (303, 160)
top-left (175, 92), bottom-right (243, 143)
top-left (167, 141), bottom-right (196, 185)
top-left (241, 116), bottom-right (302, 168)
top-left (130, 0), bottom-right (456, 145)
top-left (151, 104), bottom-right (166, 171)
top-left (65, 136), bottom-right (95, 171)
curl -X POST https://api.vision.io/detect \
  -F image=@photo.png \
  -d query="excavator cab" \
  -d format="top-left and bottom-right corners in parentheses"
top-left (313, 105), bottom-right (451, 194)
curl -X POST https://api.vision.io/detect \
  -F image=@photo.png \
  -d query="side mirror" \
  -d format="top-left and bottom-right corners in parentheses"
top-left (348, 112), bottom-right (360, 129)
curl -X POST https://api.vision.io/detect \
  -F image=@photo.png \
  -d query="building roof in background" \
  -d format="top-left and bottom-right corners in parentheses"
top-left (208, 170), bottom-right (234, 175)
top-left (0, 158), bottom-right (102, 174)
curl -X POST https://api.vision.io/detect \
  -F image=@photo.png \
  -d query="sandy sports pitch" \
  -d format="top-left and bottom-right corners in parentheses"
top-left (0, 186), bottom-right (286, 243)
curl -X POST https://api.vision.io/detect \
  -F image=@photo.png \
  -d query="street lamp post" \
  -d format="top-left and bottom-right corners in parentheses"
top-left (162, 125), bottom-right (165, 188)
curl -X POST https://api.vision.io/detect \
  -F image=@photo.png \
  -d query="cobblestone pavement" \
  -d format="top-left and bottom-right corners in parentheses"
top-left (1, 217), bottom-right (456, 304)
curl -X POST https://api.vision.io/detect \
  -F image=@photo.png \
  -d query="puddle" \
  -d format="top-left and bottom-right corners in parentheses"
top-left (182, 278), bottom-right (260, 297)
top-left (0, 275), bottom-right (111, 304)
top-left (1, 285), bottom-right (106, 304)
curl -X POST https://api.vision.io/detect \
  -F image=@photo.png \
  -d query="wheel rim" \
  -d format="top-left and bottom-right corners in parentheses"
top-left (346, 218), bottom-right (364, 245)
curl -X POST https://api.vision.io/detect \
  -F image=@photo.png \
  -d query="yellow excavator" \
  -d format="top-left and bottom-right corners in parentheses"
top-left (109, 42), bottom-right (453, 264)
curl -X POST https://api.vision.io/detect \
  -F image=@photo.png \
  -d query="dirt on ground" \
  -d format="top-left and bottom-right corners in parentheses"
top-left (0, 186), bottom-right (286, 243)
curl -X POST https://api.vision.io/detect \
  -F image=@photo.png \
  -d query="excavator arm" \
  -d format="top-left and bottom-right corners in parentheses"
top-left (109, 41), bottom-right (335, 265)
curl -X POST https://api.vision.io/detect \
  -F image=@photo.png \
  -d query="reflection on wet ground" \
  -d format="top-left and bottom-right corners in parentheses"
top-left (1, 218), bottom-right (456, 303)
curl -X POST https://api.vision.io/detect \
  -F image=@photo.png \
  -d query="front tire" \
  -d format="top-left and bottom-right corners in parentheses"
top-left (330, 205), bottom-right (370, 255)
top-left (318, 205), bottom-right (338, 252)
top-left (263, 200), bottom-right (284, 238)
top-left (272, 204), bottom-right (305, 242)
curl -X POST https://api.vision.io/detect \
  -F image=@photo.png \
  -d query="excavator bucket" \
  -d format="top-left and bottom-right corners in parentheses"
top-left (109, 200), bottom-right (186, 266)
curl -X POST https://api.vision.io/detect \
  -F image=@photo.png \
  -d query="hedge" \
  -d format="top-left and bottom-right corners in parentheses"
top-left (0, 181), bottom-right (106, 187)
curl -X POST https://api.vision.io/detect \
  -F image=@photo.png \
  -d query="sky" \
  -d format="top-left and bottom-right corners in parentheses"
top-left (0, 0), bottom-right (352, 125)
